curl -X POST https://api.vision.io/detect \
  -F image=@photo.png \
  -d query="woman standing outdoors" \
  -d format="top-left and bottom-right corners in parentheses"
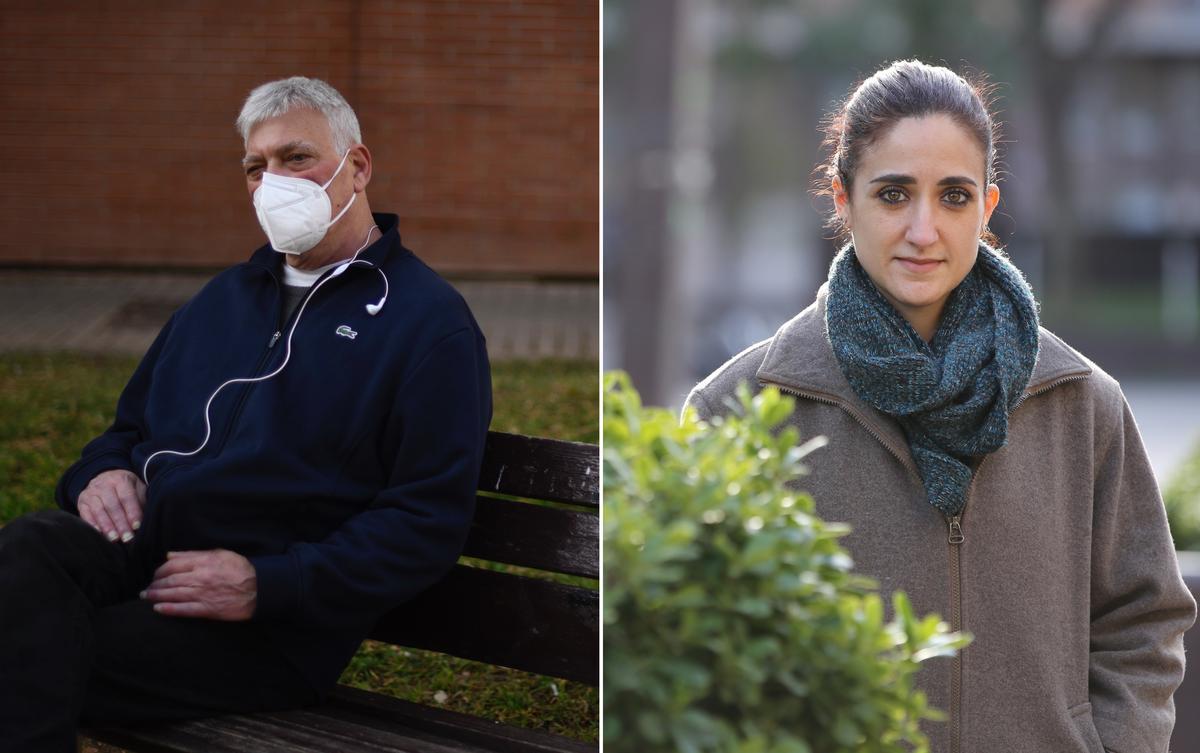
top-left (686, 60), bottom-right (1196, 751)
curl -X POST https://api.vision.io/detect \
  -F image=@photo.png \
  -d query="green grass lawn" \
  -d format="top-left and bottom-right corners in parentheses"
top-left (0, 352), bottom-right (598, 742)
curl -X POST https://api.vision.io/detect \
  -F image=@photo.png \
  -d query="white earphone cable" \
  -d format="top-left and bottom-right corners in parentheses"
top-left (141, 224), bottom-right (382, 483)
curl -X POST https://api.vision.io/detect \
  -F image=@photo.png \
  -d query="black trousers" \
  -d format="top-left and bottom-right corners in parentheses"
top-left (0, 510), bottom-right (320, 753)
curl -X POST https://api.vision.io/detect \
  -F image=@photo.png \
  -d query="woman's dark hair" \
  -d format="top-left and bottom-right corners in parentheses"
top-left (816, 60), bottom-right (1000, 240)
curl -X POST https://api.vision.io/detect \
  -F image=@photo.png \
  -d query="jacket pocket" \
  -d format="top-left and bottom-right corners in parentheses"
top-left (1068, 702), bottom-right (1105, 753)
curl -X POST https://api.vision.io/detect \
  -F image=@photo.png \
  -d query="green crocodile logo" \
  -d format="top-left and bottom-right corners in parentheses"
top-left (335, 325), bottom-right (358, 340)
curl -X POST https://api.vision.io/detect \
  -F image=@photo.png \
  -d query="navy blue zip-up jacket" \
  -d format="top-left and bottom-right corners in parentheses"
top-left (55, 213), bottom-right (492, 690)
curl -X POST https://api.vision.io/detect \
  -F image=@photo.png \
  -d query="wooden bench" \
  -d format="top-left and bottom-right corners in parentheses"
top-left (85, 431), bottom-right (599, 753)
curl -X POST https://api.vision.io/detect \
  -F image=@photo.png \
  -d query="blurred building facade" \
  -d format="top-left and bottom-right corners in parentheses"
top-left (1, 1), bottom-right (598, 277)
top-left (605, 0), bottom-right (1200, 411)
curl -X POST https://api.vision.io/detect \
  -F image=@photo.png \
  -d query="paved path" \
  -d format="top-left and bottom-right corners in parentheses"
top-left (0, 270), bottom-right (597, 362)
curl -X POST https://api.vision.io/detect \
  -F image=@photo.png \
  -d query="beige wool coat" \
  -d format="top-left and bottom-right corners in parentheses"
top-left (685, 286), bottom-right (1196, 753)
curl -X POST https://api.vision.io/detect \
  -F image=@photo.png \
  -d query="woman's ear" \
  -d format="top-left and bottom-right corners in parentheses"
top-left (983, 183), bottom-right (1000, 225)
top-left (832, 175), bottom-right (851, 228)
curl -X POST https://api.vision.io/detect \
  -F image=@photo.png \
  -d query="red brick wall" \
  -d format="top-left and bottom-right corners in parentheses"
top-left (0, 0), bottom-right (598, 277)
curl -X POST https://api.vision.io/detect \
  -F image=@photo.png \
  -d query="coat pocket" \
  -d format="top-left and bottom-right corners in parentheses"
top-left (1068, 702), bottom-right (1105, 753)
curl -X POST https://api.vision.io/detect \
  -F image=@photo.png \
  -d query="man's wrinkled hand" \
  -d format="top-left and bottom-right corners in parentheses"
top-left (141, 550), bottom-right (258, 621)
top-left (78, 469), bottom-right (146, 544)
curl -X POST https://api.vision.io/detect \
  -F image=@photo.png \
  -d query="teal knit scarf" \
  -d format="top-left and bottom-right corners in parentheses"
top-left (825, 245), bottom-right (1040, 517)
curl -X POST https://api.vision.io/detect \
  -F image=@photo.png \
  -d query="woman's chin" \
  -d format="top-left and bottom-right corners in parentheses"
top-left (881, 283), bottom-right (948, 315)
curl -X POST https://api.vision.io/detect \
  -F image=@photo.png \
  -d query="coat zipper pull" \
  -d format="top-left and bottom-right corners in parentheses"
top-left (267, 331), bottom-right (281, 349)
top-left (948, 515), bottom-right (964, 545)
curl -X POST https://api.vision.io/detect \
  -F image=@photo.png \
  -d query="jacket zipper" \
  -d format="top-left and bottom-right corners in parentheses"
top-left (764, 371), bottom-right (1090, 753)
top-left (209, 269), bottom-right (335, 457)
top-left (209, 306), bottom-right (286, 457)
top-left (948, 516), bottom-right (962, 753)
top-left (946, 466), bottom-right (979, 753)
top-left (1013, 373), bottom-right (1091, 409)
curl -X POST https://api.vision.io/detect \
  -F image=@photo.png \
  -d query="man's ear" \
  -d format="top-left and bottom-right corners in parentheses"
top-left (350, 144), bottom-right (373, 192)
top-left (832, 175), bottom-right (850, 228)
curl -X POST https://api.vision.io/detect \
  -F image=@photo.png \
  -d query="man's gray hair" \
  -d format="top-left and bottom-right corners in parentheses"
top-left (236, 76), bottom-right (362, 155)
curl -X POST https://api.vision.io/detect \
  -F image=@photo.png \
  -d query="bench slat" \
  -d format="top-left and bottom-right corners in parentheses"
top-left (90, 707), bottom-right (488, 752)
top-left (479, 433), bottom-right (598, 508)
top-left (88, 685), bottom-right (597, 753)
top-left (89, 715), bottom-right (329, 753)
top-left (228, 708), bottom-right (470, 752)
top-left (369, 565), bottom-right (598, 685)
top-left (324, 686), bottom-right (597, 753)
top-left (319, 690), bottom-right (595, 753)
top-left (464, 497), bottom-right (598, 579)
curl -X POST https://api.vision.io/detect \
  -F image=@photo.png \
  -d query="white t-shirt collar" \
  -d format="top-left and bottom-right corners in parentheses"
top-left (281, 259), bottom-right (343, 288)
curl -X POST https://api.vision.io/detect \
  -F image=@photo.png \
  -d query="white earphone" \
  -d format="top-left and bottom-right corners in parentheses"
top-left (332, 256), bottom-right (388, 316)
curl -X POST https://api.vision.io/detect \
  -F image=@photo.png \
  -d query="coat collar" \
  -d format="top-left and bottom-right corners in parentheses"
top-left (755, 284), bottom-right (1093, 468)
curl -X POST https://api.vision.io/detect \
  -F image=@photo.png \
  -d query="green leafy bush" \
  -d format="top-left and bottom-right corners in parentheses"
top-left (1166, 437), bottom-right (1200, 551)
top-left (603, 372), bottom-right (968, 753)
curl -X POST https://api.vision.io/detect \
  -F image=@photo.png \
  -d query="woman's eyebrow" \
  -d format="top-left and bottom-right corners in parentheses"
top-left (868, 173), bottom-right (978, 187)
top-left (869, 173), bottom-right (915, 185)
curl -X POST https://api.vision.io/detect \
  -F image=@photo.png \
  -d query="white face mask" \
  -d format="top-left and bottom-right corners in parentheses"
top-left (253, 150), bottom-right (356, 255)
